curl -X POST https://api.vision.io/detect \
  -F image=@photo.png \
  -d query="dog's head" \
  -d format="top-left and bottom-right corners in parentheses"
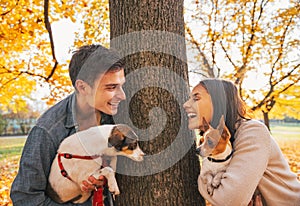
top-left (107, 124), bottom-right (144, 161)
top-left (196, 115), bottom-right (231, 157)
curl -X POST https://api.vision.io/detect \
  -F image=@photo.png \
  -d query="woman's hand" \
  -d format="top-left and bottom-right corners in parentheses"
top-left (247, 194), bottom-right (263, 206)
top-left (81, 175), bottom-right (105, 192)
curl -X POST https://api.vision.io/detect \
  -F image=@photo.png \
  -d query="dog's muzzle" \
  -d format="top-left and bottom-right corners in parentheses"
top-left (195, 147), bottom-right (201, 155)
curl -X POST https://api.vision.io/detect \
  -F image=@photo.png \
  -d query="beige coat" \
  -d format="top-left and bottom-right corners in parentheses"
top-left (198, 120), bottom-right (300, 206)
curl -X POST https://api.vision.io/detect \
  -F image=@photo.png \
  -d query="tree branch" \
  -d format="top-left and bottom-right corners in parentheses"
top-left (185, 25), bottom-right (214, 77)
top-left (1, 0), bottom-right (19, 16)
top-left (44, 0), bottom-right (58, 81)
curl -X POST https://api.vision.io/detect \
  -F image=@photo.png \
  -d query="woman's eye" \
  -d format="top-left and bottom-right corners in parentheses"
top-left (106, 85), bottom-right (116, 90)
top-left (193, 95), bottom-right (201, 101)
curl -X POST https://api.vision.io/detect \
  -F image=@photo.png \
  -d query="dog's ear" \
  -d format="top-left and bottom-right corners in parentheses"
top-left (202, 117), bottom-right (210, 131)
top-left (221, 126), bottom-right (231, 140)
top-left (108, 126), bottom-right (126, 151)
top-left (108, 124), bottom-right (138, 151)
top-left (217, 115), bottom-right (231, 140)
top-left (217, 115), bottom-right (225, 133)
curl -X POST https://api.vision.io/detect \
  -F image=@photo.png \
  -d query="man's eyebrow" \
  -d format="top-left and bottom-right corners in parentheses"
top-left (105, 83), bottom-right (118, 87)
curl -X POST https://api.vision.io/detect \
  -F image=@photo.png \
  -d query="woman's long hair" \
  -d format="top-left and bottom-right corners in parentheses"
top-left (198, 78), bottom-right (250, 143)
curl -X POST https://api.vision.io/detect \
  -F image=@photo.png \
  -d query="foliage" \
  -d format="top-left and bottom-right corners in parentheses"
top-left (0, 0), bottom-right (109, 109)
top-left (268, 84), bottom-right (300, 120)
top-left (185, 0), bottom-right (300, 120)
top-left (1, 0), bottom-right (299, 121)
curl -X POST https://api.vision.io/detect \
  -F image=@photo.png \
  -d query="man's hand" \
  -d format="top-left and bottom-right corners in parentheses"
top-left (81, 175), bottom-right (105, 192)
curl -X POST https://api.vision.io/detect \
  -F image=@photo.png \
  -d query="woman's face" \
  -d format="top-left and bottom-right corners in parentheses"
top-left (183, 84), bottom-right (214, 130)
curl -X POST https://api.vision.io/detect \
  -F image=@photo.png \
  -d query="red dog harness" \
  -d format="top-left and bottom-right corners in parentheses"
top-left (57, 153), bottom-right (107, 206)
top-left (57, 153), bottom-right (101, 181)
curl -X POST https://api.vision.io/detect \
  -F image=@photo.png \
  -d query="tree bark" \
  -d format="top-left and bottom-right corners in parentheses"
top-left (263, 111), bottom-right (270, 131)
top-left (109, 0), bottom-right (205, 205)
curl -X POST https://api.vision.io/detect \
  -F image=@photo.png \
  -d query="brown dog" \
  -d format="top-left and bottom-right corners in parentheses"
top-left (196, 115), bottom-right (232, 195)
top-left (46, 124), bottom-right (145, 204)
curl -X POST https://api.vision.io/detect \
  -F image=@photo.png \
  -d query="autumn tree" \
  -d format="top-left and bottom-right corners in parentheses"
top-left (0, 0), bottom-right (110, 110)
top-left (185, 0), bottom-right (300, 127)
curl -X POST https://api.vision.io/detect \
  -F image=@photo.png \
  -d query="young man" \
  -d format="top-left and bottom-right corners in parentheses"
top-left (10, 45), bottom-right (126, 205)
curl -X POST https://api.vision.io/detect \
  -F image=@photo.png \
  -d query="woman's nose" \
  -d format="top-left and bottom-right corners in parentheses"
top-left (183, 100), bottom-right (190, 109)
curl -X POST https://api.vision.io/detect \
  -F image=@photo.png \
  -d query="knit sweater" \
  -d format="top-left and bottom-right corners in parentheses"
top-left (198, 120), bottom-right (300, 206)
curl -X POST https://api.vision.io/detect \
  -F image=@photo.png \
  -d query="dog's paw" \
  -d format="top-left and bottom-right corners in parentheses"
top-left (212, 179), bottom-right (221, 188)
top-left (107, 182), bottom-right (120, 195)
top-left (104, 169), bottom-right (120, 195)
top-left (207, 185), bottom-right (214, 196)
top-left (200, 175), bottom-right (208, 184)
top-left (211, 171), bottom-right (224, 188)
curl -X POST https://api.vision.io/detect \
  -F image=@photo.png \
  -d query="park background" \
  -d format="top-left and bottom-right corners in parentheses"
top-left (0, 0), bottom-right (299, 205)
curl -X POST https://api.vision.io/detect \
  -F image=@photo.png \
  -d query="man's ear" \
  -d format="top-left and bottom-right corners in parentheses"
top-left (75, 79), bottom-right (90, 95)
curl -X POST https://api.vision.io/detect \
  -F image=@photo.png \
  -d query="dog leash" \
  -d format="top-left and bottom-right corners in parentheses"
top-left (92, 156), bottom-right (114, 206)
top-left (57, 152), bottom-right (114, 206)
top-left (93, 178), bottom-right (106, 206)
top-left (57, 153), bottom-right (101, 181)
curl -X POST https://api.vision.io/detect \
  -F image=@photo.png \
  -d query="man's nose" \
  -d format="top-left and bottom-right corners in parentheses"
top-left (117, 87), bottom-right (126, 100)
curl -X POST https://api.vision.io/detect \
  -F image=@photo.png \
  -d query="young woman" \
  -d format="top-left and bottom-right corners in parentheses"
top-left (183, 78), bottom-right (300, 206)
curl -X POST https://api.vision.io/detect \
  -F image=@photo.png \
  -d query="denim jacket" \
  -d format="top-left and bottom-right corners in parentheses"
top-left (10, 93), bottom-right (114, 206)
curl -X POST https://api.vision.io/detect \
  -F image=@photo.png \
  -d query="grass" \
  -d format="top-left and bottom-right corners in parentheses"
top-left (270, 124), bottom-right (300, 139)
top-left (0, 137), bottom-right (26, 161)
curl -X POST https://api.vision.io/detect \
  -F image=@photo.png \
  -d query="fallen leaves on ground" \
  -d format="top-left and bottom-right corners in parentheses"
top-left (0, 156), bottom-right (20, 206)
top-left (274, 137), bottom-right (300, 179)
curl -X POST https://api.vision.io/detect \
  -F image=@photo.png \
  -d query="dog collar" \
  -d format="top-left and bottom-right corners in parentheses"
top-left (57, 153), bottom-right (101, 181)
top-left (207, 150), bottom-right (233, 163)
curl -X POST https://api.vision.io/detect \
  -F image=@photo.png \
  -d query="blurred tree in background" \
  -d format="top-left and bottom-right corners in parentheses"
top-left (185, 0), bottom-right (300, 128)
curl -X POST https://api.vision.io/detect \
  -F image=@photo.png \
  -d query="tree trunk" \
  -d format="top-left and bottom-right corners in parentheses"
top-left (109, 0), bottom-right (205, 205)
top-left (263, 111), bottom-right (270, 131)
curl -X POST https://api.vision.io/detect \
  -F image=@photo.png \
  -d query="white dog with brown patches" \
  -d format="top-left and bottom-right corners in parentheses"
top-left (196, 115), bottom-right (233, 196)
top-left (46, 124), bottom-right (145, 204)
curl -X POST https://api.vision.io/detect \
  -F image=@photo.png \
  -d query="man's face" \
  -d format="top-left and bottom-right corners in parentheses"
top-left (87, 69), bottom-right (126, 115)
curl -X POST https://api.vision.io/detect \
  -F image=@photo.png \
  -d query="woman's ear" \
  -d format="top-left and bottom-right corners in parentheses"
top-left (75, 79), bottom-right (90, 95)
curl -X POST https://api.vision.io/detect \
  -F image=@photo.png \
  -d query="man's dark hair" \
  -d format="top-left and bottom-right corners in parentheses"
top-left (69, 44), bottom-right (125, 87)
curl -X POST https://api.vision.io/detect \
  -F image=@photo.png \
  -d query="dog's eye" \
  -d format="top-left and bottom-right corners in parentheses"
top-left (207, 139), bottom-right (214, 147)
top-left (127, 142), bottom-right (137, 150)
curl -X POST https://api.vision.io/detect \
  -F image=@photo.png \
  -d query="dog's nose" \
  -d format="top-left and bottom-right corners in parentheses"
top-left (195, 147), bottom-right (200, 155)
